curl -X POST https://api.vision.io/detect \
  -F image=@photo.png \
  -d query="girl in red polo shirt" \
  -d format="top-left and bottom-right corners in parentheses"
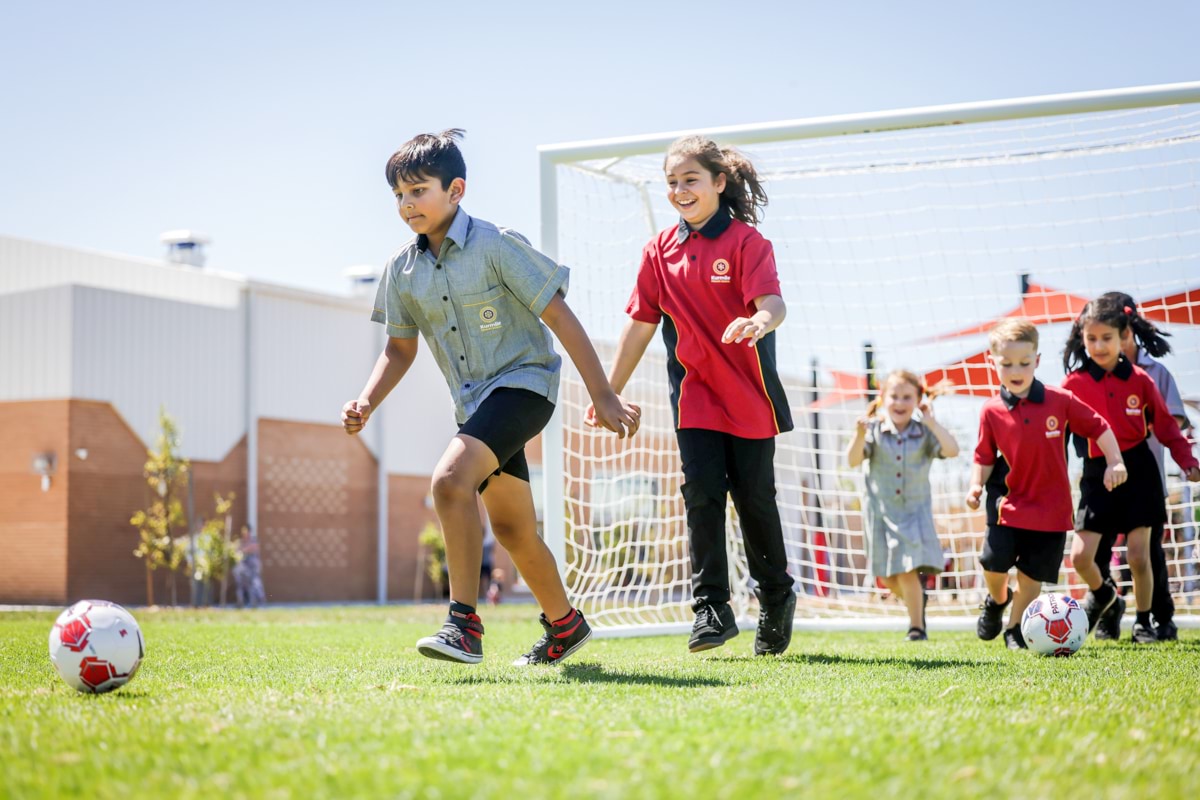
top-left (587, 135), bottom-right (796, 655)
top-left (1062, 295), bottom-right (1200, 643)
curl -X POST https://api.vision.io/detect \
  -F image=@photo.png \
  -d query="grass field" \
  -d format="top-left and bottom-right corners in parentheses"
top-left (2, 605), bottom-right (1199, 800)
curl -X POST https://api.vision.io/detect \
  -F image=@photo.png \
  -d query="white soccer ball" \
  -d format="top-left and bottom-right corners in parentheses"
top-left (48, 600), bottom-right (145, 693)
top-left (1020, 592), bottom-right (1087, 657)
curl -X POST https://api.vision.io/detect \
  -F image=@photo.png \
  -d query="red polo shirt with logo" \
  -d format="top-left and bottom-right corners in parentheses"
top-left (1062, 356), bottom-right (1198, 469)
top-left (974, 380), bottom-right (1110, 531)
top-left (626, 206), bottom-right (792, 438)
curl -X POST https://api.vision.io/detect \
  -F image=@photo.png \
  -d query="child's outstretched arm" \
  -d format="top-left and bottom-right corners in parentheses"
top-left (541, 294), bottom-right (641, 438)
top-left (342, 336), bottom-right (418, 435)
top-left (723, 294), bottom-right (786, 346)
top-left (585, 317), bottom-right (657, 429)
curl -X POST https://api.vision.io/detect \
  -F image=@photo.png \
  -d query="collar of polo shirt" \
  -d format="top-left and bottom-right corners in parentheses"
top-left (1001, 378), bottom-right (1045, 409)
top-left (676, 203), bottom-right (733, 244)
top-left (415, 206), bottom-right (472, 254)
top-left (1083, 354), bottom-right (1133, 382)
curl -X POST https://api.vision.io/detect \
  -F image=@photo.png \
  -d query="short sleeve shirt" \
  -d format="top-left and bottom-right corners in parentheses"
top-left (974, 380), bottom-right (1110, 532)
top-left (371, 208), bottom-right (569, 424)
top-left (861, 417), bottom-right (945, 529)
top-left (1135, 348), bottom-right (1189, 491)
top-left (625, 206), bottom-right (792, 439)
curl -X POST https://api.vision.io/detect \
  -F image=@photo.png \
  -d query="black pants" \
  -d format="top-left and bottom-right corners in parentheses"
top-left (676, 429), bottom-right (794, 610)
top-left (1096, 520), bottom-right (1173, 623)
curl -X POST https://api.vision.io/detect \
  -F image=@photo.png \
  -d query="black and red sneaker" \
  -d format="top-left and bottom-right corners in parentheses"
top-left (512, 608), bottom-right (592, 666)
top-left (417, 608), bottom-right (485, 664)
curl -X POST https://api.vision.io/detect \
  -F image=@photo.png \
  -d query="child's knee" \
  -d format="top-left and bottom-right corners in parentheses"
top-left (431, 470), bottom-right (477, 507)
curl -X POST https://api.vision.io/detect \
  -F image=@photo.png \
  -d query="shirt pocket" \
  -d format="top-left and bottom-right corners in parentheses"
top-left (459, 286), bottom-right (512, 370)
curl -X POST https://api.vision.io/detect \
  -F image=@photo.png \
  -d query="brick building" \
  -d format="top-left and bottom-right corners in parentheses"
top-left (0, 234), bottom-right (523, 606)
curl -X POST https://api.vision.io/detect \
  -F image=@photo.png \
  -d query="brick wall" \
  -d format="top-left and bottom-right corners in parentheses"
top-left (257, 419), bottom-right (378, 602)
top-left (0, 401), bottom-right (70, 603)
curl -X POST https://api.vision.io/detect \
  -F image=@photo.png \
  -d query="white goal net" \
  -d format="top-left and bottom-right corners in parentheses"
top-left (538, 84), bottom-right (1200, 634)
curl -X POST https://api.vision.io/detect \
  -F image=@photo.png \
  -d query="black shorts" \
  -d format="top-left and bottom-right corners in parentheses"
top-left (458, 388), bottom-right (555, 493)
top-left (980, 525), bottom-right (1067, 584)
top-left (1076, 441), bottom-right (1166, 536)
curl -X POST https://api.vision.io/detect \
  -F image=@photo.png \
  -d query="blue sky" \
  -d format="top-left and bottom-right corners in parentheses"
top-left (2, 1), bottom-right (1198, 296)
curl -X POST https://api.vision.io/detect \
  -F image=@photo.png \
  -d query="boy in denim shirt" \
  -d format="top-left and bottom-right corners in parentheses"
top-left (343, 129), bottom-right (640, 665)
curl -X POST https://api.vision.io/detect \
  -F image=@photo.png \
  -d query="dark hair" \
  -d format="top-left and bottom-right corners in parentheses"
top-left (664, 136), bottom-right (768, 225)
top-left (1062, 291), bottom-right (1172, 371)
top-left (385, 128), bottom-right (466, 190)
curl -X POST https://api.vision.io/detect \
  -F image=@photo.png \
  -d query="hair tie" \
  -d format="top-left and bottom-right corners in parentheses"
top-left (1124, 305), bottom-right (1133, 315)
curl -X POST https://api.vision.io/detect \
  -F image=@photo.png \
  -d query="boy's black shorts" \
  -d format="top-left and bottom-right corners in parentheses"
top-left (979, 525), bottom-right (1067, 584)
top-left (458, 388), bottom-right (555, 493)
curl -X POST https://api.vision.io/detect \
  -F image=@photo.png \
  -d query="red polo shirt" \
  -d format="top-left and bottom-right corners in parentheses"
top-left (626, 206), bottom-right (792, 438)
top-left (974, 380), bottom-right (1110, 531)
top-left (1062, 356), bottom-right (1198, 469)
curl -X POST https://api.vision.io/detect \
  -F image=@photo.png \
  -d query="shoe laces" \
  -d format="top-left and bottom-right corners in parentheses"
top-left (696, 603), bottom-right (721, 630)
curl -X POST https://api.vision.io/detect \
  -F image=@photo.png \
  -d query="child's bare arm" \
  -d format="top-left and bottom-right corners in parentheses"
top-left (541, 294), bottom-right (641, 438)
top-left (607, 318), bottom-right (658, 394)
top-left (342, 336), bottom-right (418, 435)
top-left (846, 416), bottom-right (870, 468)
top-left (723, 294), bottom-right (786, 346)
top-left (966, 462), bottom-right (992, 510)
top-left (1094, 429), bottom-right (1128, 492)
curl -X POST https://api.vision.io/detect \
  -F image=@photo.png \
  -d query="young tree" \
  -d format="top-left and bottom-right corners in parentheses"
top-left (131, 409), bottom-right (189, 606)
top-left (194, 493), bottom-right (242, 606)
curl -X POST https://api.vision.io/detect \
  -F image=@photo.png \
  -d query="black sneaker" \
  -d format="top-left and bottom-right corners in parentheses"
top-left (1156, 619), bottom-right (1178, 642)
top-left (1131, 620), bottom-right (1159, 644)
top-left (416, 609), bottom-right (484, 664)
top-left (512, 608), bottom-right (592, 665)
top-left (754, 589), bottom-right (796, 655)
top-left (1083, 579), bottom-right (1118, 634)
top-left (688, 601), bottom-right (738, 652)
top-left (1095, 594), bottom-right (1125, 641)
top-left (905, 627), bottom-right (928, 641)
top-left (976, 588), bottom-right (1012, 641)
top-left (1004, 625), bottom-right (1028, 650)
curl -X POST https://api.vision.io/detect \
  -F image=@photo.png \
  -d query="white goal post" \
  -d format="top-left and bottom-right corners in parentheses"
top-left (539, 82), bottom-right (1200, 636)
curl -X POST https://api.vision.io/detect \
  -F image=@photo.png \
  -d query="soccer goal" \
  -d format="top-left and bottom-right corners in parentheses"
top-left (538, 82), bottom-right (1200, 636)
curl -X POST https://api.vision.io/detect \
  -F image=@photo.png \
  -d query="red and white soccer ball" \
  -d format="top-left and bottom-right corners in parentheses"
top-left (1020, 592), bottom-right (1088, 657)
top-left (48, 600), bottom-right (144, 693)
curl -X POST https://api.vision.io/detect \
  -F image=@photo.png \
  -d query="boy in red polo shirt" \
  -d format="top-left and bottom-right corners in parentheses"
top-left (587, 135), bottom-right (796, 655)
top-left (966, 320), bottom-right (1124, 648)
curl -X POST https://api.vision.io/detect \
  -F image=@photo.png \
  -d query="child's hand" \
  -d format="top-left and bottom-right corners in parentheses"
top-left (855, 415), bottom-right (871, 434)
top-left (965, 485), bottom-right (983, 511)
top-left (590, 393), bottom-right (641, 439)
top-left (1186, 466), bottom-right (1200, 482)
top-left (1103, 462), bottom-right (1128, 492)
top-left (919, 398), bottom-right (934, 419)
top-left (722, 316), bottom-right (768, 346)
top-left (342, 399), bottom-right (371, 435)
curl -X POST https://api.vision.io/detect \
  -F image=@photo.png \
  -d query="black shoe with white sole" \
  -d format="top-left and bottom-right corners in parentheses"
top-left (512, 608), bottom-right (593, 666)
top-left (416, 608), bottom-right (485, 664)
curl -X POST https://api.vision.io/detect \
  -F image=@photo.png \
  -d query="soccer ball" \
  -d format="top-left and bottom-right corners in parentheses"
top-left (1020, 592), bottom-right (1087, 657)
top-left (48, 600), bottom-right (144, 693)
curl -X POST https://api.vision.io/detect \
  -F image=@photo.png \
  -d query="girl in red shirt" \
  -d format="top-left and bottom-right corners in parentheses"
top-left (1062, 295), bottom-right (1200, 642)
top-left (587, 136), bottom-right (796, 655)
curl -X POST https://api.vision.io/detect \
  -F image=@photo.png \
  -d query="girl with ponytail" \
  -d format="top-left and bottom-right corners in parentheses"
top-left (587, 135), bottom-right (795, 655)
top-left (1061, 294), bottom-right (1199, 643)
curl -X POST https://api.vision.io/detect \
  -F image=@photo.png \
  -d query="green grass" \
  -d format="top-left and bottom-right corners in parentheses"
top-left (2, 606), bottom-right (1198, 800)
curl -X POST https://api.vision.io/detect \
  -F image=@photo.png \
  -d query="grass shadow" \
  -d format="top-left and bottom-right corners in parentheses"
top-left (432, 662), bottom-right (726, 687)
top-left (764, 652), bottom-right (987, 670)
top-left (560, 663), bottom-right (729, 687)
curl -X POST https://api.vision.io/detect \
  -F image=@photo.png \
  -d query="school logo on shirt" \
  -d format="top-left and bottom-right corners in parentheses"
top-left (1045, 415), bottom-right (1061, 439)
top-left (711, 259), bottom-right (731, 283)
top-left (479, 305), bottom-right (502, 332)
top-left (1126, 394), bottom-right (1141, 415)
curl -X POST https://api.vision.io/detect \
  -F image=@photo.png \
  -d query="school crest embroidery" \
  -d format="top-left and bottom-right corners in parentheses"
top-left (711, 258), bottom-right (731, 284)
top-left (1125, 393), bottom-right (1141, 416)
top-left (1045, 415), bottom-right (1061, 438)
top-left (479, 305), bottom-right (501, 332)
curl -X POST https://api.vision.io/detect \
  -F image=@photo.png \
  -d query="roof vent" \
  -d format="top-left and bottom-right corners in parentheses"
top-left (160, 230), bottom-right (211, 268)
